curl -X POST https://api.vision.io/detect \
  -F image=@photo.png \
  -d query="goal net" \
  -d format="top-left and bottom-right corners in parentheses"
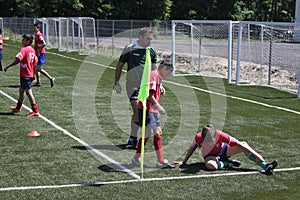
top-left (171, 20), bottom-right (238, 83)
top-left (236, 21), bottom-right (300, 91)
top-left (35, 17), bottom-right (96, 55)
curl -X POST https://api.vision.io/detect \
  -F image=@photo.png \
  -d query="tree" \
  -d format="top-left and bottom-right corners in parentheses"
top-left (0, 0), bottom-right (296, 22)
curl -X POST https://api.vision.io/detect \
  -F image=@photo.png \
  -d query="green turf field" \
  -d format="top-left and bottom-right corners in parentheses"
top-left (0, 39), bottom-right (299, 200)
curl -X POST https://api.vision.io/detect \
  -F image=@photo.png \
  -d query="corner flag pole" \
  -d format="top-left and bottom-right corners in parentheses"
top-left (137, 49), bottom-right (151, 179)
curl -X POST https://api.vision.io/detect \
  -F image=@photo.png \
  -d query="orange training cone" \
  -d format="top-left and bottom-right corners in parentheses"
top-left (28, 130), bottom-right (41, 137)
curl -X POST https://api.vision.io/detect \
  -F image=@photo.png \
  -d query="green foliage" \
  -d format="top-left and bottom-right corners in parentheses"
top-left (0, 0), bottom-right (296, 21)
top-left (231, 1), bottom-right (255, 21)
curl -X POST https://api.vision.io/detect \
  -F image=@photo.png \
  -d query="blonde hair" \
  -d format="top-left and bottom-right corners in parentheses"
top-left (139, 27), bottom-right (153, 38)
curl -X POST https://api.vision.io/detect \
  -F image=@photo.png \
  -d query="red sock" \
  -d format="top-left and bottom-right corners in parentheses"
top-left (154, 135), bottom-right (164, 163)
top-left (31, 103), bottom-right (39, 113)
top-left (134, 137), bottom-right (149, 159)
top-left (16, 101), bottom-right (22, 110)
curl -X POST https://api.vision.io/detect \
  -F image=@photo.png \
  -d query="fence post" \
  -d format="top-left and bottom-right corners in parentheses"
top-left (298, 71), bottom-right (300, 99)
top-left (112, 20), bottom-right (115, 57)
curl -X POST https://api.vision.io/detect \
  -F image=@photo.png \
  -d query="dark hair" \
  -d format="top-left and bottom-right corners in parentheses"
top-left (139, 27), bottom-right (153, 38)
top-left (0, 28), bottom-right (2, 35)
top-left (22, 34), bottom-right (33, 45)
top-left (159, 60), bottom-right (173, 71)
top-left (34, 22), bottom-right (40, 29)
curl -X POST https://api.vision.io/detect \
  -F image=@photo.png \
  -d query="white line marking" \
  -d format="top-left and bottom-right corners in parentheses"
top-left (1, 167), bottom-right (299, 192)
top-left (1, 50), bottom-right (299, 191)
top-left (0, 89), bottom-right (140, 179)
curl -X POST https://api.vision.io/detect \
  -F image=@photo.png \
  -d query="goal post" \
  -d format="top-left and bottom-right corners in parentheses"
top-left (171, 20), bottom-right (237, 84)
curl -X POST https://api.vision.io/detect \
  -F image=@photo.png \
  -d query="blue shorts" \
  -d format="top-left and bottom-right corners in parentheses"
top-left (20, 77), bottom-right (33, 89)
top-left (0, 50), bottom-right (3, 59)
top-left (38, 53), bottom-right (46, 65)
top-left (204, 143), bottom-right (228, 161)
top-left (138, 109), bottom-right (160, 129)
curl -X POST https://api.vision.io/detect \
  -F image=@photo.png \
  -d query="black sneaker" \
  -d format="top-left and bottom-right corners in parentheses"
top-left (127, 137), bottom-right (138, 149)
top-left (33, 83), bottom-right (41, 87)
top-left (265, 160), bottom-right (278, 176)
top-left (50, 77), bottom-right (55, 87)
top-left (228, 159), bottom-right (241, 168)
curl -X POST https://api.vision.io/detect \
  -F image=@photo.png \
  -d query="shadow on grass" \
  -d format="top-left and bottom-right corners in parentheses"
top-left (0, 112), bottom-right (19, 116)
top-left (179, 162), bottom-right (259, 174)
top-left (98, 162), bottom-right (152, 172)
top-left (6, 85), bottom-right (20, 88)
top-left (179, 162), bottom-right (207, 174)
top-left (72, 143), bottom-right (136, 151)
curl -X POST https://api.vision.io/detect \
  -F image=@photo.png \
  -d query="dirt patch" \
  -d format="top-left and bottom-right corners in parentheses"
top-left (157, 51), bottom-right (298, 92)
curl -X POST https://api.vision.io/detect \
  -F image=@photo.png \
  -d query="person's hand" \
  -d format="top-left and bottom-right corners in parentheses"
top-left (172, 161), bottom-right (188, 168)
top-left (172, 161), bottom-right (183, 165)
top-left (114, 82), bottom-right (122, 94)
top-left (153, 103), bottom-right (165, 114)
top-left (160, 85), bottom-right (166, 96)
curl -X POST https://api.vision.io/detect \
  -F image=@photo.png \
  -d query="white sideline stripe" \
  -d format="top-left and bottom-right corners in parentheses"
top-left (0, 51), bottom-right (299, 191)
top-left (0, 167), bottom-right (299, 192)
top-left (0, 90), bottom-right (140, 180)
top-left (6, 45), bottom-right (300, 116)
top-left (166, 81), bottom-right (300, 115)
top-left (49, 52), bottom-right (300, 116)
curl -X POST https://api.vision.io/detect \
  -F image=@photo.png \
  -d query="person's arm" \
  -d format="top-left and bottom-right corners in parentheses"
top-left (149, 91), bottom-right (165, 114)
top-left (4, 58), bottom-right (20, 72)
top-left (182, 143), bottom-right (198, 165)
top-left (115, 61), bottom-right (124, 84)
top-left (37, 39), bottom-right (46, 56)
top-left (114, 61), bottom-right (124, 93)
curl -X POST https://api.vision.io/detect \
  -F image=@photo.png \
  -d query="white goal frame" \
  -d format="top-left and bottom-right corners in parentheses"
top-left (171, 20), bottom-right (236, 84)
top-left (35, 17), bottom-right (96, 55)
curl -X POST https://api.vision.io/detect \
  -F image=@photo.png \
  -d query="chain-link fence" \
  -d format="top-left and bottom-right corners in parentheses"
top-left (1, 17), bottom-right (299, 96)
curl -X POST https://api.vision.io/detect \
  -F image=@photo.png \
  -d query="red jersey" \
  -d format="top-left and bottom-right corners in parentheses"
top-left (0, 35), bottom-right (3, 50)
top-left (34, 30), bottom-right (46, 53)
top-left (193, 130), bottom-right (238, 157)
top-left (138, 69), bottom-right (162, 113)
top-left (16, 46), bottom-right (38, 78)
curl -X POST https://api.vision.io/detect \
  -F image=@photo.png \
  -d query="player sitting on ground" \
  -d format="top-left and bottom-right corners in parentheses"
top-left (175, 124), bottom-right (278, 175)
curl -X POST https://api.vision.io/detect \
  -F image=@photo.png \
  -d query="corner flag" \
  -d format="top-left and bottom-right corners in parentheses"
top-left (137, 48), bottom-right (151, 179)
top-left (138, 48), bottom-right (151, 105)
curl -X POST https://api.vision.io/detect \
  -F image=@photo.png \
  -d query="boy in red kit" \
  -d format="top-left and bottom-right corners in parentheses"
top-left (33, 23), bottom-right (55, 87)
top-left (131, 61), bottom-right (173, 168)
top-left (175, 124), bottom-right (278, 175)
top-left (4, 34), bottom-right (40, 116)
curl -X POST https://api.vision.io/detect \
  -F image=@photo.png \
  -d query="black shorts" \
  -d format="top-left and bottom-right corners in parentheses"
top-left (126, 81), bottom-right (140, 101)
